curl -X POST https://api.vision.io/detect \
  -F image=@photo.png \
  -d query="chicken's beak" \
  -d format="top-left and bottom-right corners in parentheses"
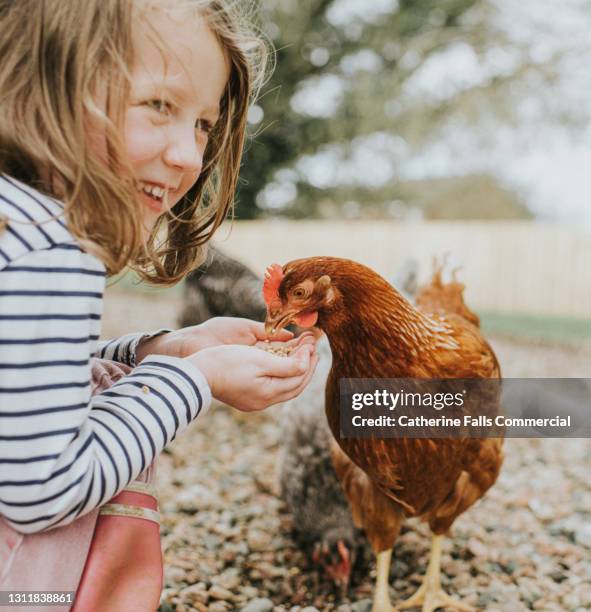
top-left (264, 317), bottom-right (276, 337)
top-left (264, 309), bottom-right (296, 337)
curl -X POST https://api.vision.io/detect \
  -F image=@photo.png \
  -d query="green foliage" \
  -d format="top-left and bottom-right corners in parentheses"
top-left (480, 312), bottom-right (591, 346)
top-left (236, 0), bottom-right (487, 219)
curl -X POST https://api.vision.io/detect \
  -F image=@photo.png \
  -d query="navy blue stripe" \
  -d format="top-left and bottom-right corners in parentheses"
top-left (0, 453), bottom-right (60, 464)
top-left (22, 496), bottom-right (85, 530)
top-left (98, 457), bottom-right (107, 505)
top-left (0, 335), bottom-right (99, 345)
top-left (43, 501), bottom-right (83, 529)
top-left (0, 246), bottom-right (8, 263)
top-left (3, 266), bottom-right (104, 276)
top-left (1, 472), bottom-right (86, 508)
top-left (48, 244), bottom-right (82, 252)
top-left (74, 470), bottom-right (96, 519)
top-left (7, 225), bottom-right (33, 251)
top-left (0, 314), bottom-right (100, 321)
top-left (127, 374), bottom-right (187, 427)
top-left (0, 360), bottom-right (89, 370)
top-left (94, 436), bottom-right (115, 500)
top-left (0, 427), bottom-right (78, 441)
top-left (1, 175), bottom-right (68, 231)
top-left (146, 360), bottom-right (203, 415)
top-left (0, 433), bottom-right (93, 486)
top-left (0, 290), bottom-right (101, 297)
top-left (99, 399), bottom-right (157, 459)
top-left (92, 406), bottom-right (147, 474)
top-left (3, 511), bottom-right (61, 525)
top-left (0, 402), bottom-right (86, 417)
top-left (91, 416), bottom-right (133, 483)
top-left (101, 390), bottom-right (168, 446)
top-left (97, 337), bottom-right (118, 359)
top-left (112, 339), bottom-right (122, 363)
top-left (7, 475), bottom-right (92, 529)
top-left (0, 193), bottom-right (55, 245)
top-left (126, 379), bottom-right (179, 441)
top-left (0, 381), bottom-right (88, 393)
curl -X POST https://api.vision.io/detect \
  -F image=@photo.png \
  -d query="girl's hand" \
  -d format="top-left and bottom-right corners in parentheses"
top-left (136, 317), bottom-right (294, 362)
top-left (187, 342), bottom-right (319, 412)
top-left (196, 317), bottom-right (294, 348)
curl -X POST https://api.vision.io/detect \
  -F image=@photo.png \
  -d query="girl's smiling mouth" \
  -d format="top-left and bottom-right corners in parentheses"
top-left (137, 180), bottom-right (174, 212)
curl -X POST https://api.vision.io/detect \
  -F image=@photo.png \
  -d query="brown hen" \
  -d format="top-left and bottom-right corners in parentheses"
top-left (263, 257), bottom-right (503, 612)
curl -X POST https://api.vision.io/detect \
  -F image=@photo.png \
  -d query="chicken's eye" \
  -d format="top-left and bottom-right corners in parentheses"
top-left (293, 287), bottom-right (306, 299)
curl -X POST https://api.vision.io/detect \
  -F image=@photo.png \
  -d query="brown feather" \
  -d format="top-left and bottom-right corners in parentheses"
top-left (273, 257), bottom-right (503, 552)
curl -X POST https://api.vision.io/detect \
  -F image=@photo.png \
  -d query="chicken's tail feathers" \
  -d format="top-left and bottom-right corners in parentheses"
top-left (429, 253), bottom-right (465, 286)
top-left (416, 254), bottom-right (480, 327)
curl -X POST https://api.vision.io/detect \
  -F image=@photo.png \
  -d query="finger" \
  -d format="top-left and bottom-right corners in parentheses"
top-left (294, 334), bottom-right (316, 349)
top-left (288, 332), bottom-right (316, 349)
top-left (267, 354), bottom-right (320, 405)
top-left (286, 353), bottom-right (319, 397)
top-left (251, 320), bottom-right (294, 342)
top-left (291, 342), bottom-right (316, 358)
top-left (261, 333), bottom-right (315, 353)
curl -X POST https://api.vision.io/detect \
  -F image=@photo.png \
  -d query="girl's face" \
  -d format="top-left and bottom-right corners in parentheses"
top-left (125, 7), bottom-right (230, 234)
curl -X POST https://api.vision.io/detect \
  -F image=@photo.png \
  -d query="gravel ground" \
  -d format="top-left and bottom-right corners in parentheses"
top-left (101, 291), bottom-right (591, 612)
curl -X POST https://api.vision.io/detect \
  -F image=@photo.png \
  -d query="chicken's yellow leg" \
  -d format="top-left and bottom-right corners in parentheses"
top-left (371, 548), bottom-right (393, 612)
top-left (397, 535), bottom-right (474, 612)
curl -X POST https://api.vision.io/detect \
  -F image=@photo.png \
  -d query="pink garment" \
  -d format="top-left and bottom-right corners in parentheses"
top-left (0, 359), bottom-right (161, 612)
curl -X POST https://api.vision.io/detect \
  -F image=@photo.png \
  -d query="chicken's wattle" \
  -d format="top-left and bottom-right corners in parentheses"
top-left (294, 311), bottom-right (318, 328)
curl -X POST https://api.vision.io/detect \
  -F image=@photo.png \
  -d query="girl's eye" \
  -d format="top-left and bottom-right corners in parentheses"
top-left (145, 99), bottom-right (171, 114)
top-left (195, 118), bottom-right (213, 135)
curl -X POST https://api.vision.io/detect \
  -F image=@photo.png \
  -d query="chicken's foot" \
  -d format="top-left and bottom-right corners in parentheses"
top-left (397, 535), bottom-right (474, 612)
top-left (371, 548), bottom-right (394, 612)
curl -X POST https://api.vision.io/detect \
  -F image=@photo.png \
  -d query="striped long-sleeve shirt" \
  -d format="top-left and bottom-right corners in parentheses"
top-left (0, 174), bottom-right (211, 533)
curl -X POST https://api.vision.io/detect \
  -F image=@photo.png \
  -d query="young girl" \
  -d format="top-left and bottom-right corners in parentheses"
top-left (0, 0), bottom-right (317, 596)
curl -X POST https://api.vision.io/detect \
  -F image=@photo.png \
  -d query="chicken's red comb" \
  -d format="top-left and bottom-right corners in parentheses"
top-left (263, 263), bottom-right (283, 305)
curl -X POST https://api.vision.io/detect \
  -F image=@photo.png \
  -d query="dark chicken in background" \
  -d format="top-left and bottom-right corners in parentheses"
top-left (277, 333), bottom-right (362, 592)
top-left (264, 257), bottom-right (504, 612)
top-left (179, 246), bottom-right (267, 327)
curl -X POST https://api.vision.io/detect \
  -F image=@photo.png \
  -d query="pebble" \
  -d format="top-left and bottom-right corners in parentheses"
top-left (176, 484), bottom-right (222, 512)
top-left (240, 598), bottom-right (275, 612)
top-left (351, 600), bottom-right (372, 612)
top-left (155, 374), bottom-right (591, 611)
top-left (208, 585), bottom-right (234, 601)
top-left (248, 529), bottom-right (273, 552)
top-left (574, 523), bottom-right (591, 548)
top-left (467, 537), bottom-right (488, 558)
top-left (213, 569), bottom-right (241, 591)
top-left (179, 584), bottom-right (209, 605)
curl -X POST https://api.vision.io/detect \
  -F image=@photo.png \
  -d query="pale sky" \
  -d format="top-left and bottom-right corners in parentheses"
top-left (400, 0), bottom-right (591, 229)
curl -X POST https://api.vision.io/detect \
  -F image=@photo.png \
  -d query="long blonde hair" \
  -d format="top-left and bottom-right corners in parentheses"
top-left (0, 0), bottom-right (269, 284)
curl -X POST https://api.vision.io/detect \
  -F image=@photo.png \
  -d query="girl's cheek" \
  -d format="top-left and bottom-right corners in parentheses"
top-left (124, 110), bottom-right (168, 164)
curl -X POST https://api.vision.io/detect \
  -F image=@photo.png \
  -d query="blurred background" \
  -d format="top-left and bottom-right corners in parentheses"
top-left (107, 0), bottom-right (591, 349)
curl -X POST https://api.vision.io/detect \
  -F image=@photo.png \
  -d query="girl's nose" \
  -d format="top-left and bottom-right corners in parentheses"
top-left (163, 128), bottom-right (204, 174)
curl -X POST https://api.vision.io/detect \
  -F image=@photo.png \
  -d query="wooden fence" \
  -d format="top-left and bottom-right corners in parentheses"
top-left (212, 220), bottom-right (591, 319)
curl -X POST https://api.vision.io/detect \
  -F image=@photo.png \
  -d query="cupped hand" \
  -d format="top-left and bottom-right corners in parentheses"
top-left (196, 317), bottom-right (294, 348)
top-left (136, 317), bottom-right (295, 363)
top-left (187, 341), bottom-right (319, 412)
